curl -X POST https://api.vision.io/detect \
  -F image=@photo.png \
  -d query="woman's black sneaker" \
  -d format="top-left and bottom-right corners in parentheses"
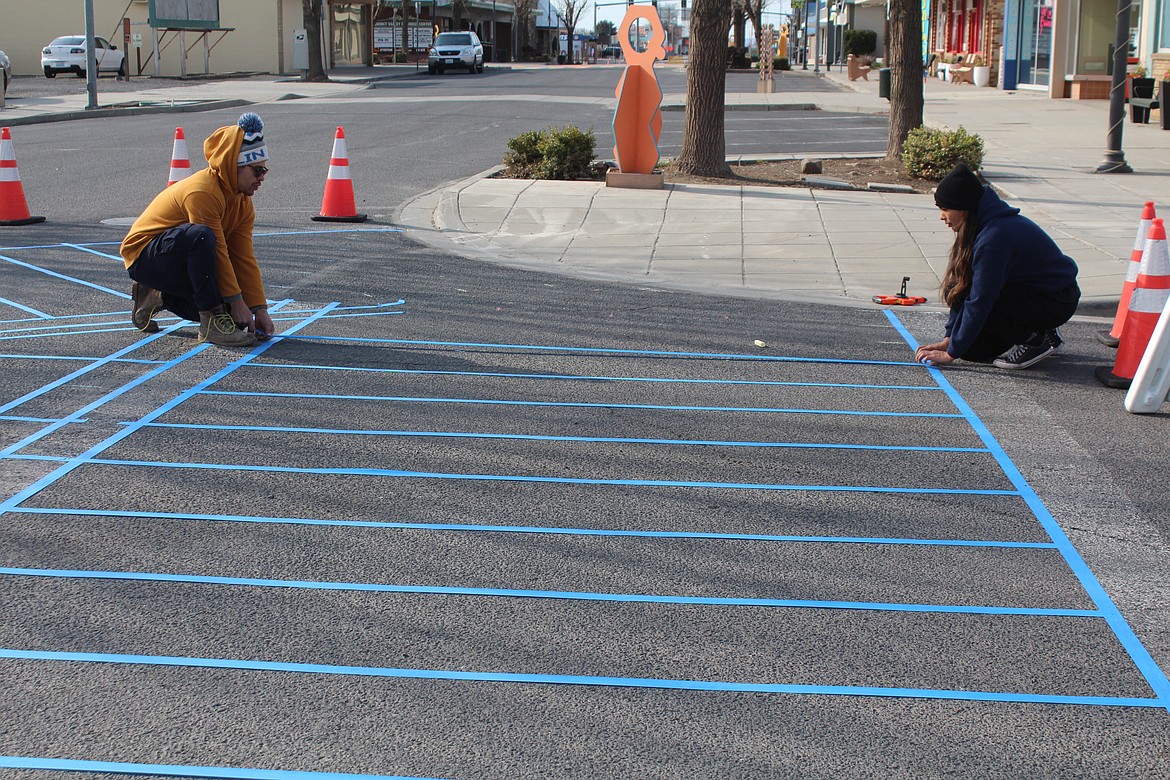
top-left (993, 331), bottom-right (1058, 370)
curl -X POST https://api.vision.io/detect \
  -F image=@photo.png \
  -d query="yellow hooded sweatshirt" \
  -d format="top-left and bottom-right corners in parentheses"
top-left (120, 124), bottom-right (266, 309)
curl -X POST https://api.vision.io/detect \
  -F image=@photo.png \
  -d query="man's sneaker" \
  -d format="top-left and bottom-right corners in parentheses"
top-left (197, 304), bottom-right (256, 348)
top-left (131, 282), bottom-right (163, 333)
top-left (1047, 328), bottom-right (1064, 351)
top-left (993, 331), bottom-right (1057, 370)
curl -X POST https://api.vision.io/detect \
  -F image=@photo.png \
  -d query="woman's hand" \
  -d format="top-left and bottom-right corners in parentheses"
top-left (915, 337), bottom-right (953, 366)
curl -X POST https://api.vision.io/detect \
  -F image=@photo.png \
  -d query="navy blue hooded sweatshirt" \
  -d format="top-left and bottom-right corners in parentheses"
top-left (945, 186), bottom-right (1079, 358)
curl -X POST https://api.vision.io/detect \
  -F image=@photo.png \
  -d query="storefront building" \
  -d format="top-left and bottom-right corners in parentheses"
top-left (932, 0), bottom-right (1167, 98)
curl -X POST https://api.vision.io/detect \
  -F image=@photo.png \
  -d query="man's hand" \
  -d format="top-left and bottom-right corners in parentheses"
top-left (229, 298), bottom-right (253, 330)
top-left (252, 308), bottom-right (276, 340)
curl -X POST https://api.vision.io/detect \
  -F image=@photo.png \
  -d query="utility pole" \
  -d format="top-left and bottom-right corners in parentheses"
top-left (84, 0), bottom-right (98, 110)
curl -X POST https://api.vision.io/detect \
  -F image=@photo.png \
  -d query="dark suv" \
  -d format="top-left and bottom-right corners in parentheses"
top-left (427, 31), bottom-right (484, 75)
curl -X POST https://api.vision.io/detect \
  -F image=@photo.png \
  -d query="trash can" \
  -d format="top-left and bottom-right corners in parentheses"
top-left (878, 67), bottom-right (891, 100)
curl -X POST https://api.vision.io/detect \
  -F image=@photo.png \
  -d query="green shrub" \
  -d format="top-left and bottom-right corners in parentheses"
top-left (503, 126), bottom-right (596, 180)
top-left (774, 56), bottom-right (790, 71)
top-left (901, 125), bottom-right (984, 180)
top-left (843, 29), bottom-right (877, 57)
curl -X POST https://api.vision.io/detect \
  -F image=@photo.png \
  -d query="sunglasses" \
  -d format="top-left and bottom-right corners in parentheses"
top-left (247, 165), bottom-right (269, 177)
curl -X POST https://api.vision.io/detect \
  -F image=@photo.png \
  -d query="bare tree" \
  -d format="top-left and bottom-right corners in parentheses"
top-left (672, 0), bottom-right (734, 176)
top-left (885, 0), bottom-right (923, 160)
top-left (738, 0), bottom-right (767, 55)
top-left (301, 0), bottom-right (328, 81)
top-left (554, 0), bottom-right (589, 63)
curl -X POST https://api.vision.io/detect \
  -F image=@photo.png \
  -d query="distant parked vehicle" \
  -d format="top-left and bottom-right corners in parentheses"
top-left (428, 31), bottom-right (484, 75)
top-left (600, 45), bottom-right (622, 60)
top-left (41, 35), bottom-right (126, 78)
top-left (0, 50), bottom-right (11, 96)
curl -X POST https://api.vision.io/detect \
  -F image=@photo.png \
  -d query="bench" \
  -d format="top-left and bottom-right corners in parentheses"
top-left (1130, 81), bottom-right (1162, 125)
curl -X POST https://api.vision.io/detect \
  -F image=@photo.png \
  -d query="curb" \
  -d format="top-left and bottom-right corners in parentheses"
top-left (0, 98), bottom-right (249, 127)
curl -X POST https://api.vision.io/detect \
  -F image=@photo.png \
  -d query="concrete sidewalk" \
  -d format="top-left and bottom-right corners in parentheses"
top-left (402, 66), bottom-right (1170, 311)
top-left (4, 62), bottom-right (1167, 310)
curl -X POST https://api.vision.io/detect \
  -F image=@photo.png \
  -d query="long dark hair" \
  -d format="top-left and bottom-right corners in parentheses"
top-left (942, 212), bottom-right (980, 308)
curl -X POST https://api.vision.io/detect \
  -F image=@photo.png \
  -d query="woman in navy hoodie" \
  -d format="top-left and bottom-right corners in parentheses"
top-left (914, 163), bottom-right (1081, 370)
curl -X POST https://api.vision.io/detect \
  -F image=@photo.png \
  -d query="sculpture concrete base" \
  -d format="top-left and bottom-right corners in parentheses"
top-left (757, 78), bottom-right (774, 93)
top-left (605, 170), bottom-right (665, 189)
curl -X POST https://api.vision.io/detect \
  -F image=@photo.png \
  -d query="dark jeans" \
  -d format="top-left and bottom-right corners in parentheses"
top-left (961, 281), bottom-right (1081, 362)
top-left (126, 223), bottom-right (219, 322)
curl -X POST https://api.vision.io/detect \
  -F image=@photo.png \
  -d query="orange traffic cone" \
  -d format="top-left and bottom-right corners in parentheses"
top-left (1096, 218), bottom-right (1170, 388)
top-left (0, 128), bottom-right (46, 226)
top-left (1097, 201), bottom-right (1156, 348)
top-left (168, 127), bottom-right (191, 187)
top-left (312, 126), bottom-right (366, 223)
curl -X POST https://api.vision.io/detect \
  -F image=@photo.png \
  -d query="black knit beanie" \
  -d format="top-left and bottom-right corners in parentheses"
top-left (934, 163), bottom-right (983, 211)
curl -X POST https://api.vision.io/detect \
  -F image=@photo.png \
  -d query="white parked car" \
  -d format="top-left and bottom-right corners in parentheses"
top-left (428, 31), bottom-right (484, 75)
top-left (0, 50), bottom-right (11, 96)
top-left (41, 35), bottom-right (126, 78)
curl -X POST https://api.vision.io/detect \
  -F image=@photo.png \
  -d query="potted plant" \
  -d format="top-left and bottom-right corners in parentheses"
top-left (972, 54), bottom-right (991, 87)
top-left (1130, 64), bottom-right (1156, 99)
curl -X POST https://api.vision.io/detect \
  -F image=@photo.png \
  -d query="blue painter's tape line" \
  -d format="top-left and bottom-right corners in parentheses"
top-left (0, 756), bottom-right (447, 780)
top-left (0, 318), bottom-right (179, 337)
top-left (0, 296), bottom-right (51, 319)
top-left (62, 242), bottom-right (122, 261)
top-left (136, 422), bottom-right (990, 453)
top-left (0, 648), bottom-right (1160, 708)
top-left (200, 390), bottom-right (965, 419)
top-left (0, 252), bottom-right (130, 299)
top-left (263, 334), bottom-right (921, 366)
top-left (0, 567), bottom-right (1099, 617)
top-left (78, 457), bottom-right (1019, 495)
top-left (245, 362), bottom-right (941, 392)
top-left (0, 326), bottom-right (152, 342)
top-left (883, 310), bottom-right (1170, 712)
top-left (0, 352), bottom-right (164, 364)
top-left (0, 310), bottom-right (151, 326)
top-left (14, 507), bottom-right (1055, 549)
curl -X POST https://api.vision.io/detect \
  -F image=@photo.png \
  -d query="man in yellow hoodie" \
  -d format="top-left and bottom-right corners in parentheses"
top-left (120, 112), bottom-right (276, 347)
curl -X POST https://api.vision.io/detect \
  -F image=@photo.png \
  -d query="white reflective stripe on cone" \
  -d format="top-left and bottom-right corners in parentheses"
top-left (326, 165), bottom-right (352, 180)
top-left (1127, 287), bottom-right (1170, 314)
top-left (1125, 290), bottom-right (1170, 413)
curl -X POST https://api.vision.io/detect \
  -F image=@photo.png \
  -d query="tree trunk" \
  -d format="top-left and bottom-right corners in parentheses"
top-left (302, 0), bottom-right (329, 81)
top-left (401, 4), bottom-right (410, 61)
top-left (885, 0), bottom-right (923, 161)
top-left (672, 0), bottom-right (734, 177)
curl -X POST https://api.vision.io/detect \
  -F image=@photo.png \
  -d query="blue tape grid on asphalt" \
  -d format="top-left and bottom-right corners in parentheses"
top-left (4, 505), bottom-right (1058, 548)
top-left (0, 647), bottom-right (1160, 709)
top-left (0, 567), bottom-right (1097, 617)
top-left (137, 421), bottom-right (991, 453)
top-left (883, 309), bottom-right (1170, 711)
top-left (0, 301), bottom-right (337, 517)
top-left (201, 388), bottom-right (968, 419)
top-left (0, 756), bottom-right (446, 780)
top-left (1, 236), bottom-right (1165, 717)
top-left (240, 361), bottom-right (944, 391)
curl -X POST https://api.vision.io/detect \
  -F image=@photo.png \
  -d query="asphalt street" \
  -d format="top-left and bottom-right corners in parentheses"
top-left (1, 66), bottom-right (1168, 779)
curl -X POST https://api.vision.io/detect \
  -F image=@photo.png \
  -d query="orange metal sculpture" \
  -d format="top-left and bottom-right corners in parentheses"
top-left (611, 5), bottom-right (666, 175)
